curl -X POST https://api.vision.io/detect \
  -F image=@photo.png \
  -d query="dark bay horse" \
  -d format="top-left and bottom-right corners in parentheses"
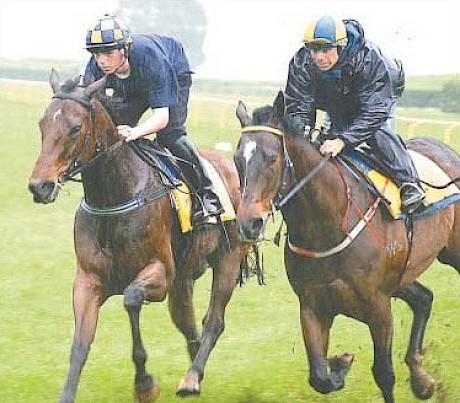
top-left (234, 91), bottom-right (460, 402)
top-left (28, 69), bottom-right (251, 403)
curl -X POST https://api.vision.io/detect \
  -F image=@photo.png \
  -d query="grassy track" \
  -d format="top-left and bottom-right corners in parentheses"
top-left (1, 80), bottom-right (460, 402)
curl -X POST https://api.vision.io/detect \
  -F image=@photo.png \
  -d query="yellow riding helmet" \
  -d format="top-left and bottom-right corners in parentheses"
top-left (303, 15), bottom-right (348, 47)
top-left (85, 14), bottom-right (132, 53)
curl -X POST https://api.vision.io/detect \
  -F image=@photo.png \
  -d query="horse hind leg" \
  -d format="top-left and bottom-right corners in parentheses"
top-left (438, 248), bottom-right (460, 275)
top-left (124, 261), bottom-right (169, 402)
top-left (394, 281), bottom-right (435, 400)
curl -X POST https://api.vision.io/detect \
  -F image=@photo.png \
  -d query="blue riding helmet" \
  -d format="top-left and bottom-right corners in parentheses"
top-left (303, 15), bottom-right (348, 48)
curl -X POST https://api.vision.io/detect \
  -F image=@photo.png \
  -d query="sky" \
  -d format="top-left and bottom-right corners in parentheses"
top-left (0, 0), bottom-right (459, 81)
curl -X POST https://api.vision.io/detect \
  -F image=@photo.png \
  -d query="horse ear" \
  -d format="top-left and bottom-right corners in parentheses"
top-left (272, 91), bottom-right (285, 122)
top-left (236, 101), bottom-right (252, 127)
top-left (49, 68), bottom-right (60, 94)
top-left (83, 75), bottom-right (107, 98)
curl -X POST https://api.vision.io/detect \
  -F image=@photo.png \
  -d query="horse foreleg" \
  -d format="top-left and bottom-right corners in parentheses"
top-left (368, 296), bottom-right (395, 403)
top-left (124, 260), bottom-right (168, 403)
top-left (168, 275), bottom-right (201, 396)
top-left (394, 282), bottom-right (435, 399)
top-left (176, 250), bottom-right (241, 397)
top-left (59, 269), bottom-right (102, 403)
top-left (299, 302), bottom-right (352, 394)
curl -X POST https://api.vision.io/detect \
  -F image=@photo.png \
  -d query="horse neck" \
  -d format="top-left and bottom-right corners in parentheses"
top-left (93, 99), bottom-right (120, 149)
top-left (81, 101), bottom-right (158, 206)
top-left (283, 135), bottom-right (350, 242)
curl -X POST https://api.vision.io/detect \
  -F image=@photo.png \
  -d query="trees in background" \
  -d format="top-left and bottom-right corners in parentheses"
top-left (117, 0), bottom-right (207, 69)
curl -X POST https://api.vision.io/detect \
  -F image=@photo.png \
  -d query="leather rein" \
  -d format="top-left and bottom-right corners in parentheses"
top-left (240, 125), bottom-right (381, 258)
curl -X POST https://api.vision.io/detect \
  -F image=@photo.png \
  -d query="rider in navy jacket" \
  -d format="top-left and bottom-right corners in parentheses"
top-left (284, 16), bottom-right (425, 213)
top-left (83, 14), bottom-right (223, 223)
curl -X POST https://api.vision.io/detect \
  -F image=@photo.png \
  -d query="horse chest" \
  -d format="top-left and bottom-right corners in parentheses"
top-left (75, 215), bottom-right (165, 272)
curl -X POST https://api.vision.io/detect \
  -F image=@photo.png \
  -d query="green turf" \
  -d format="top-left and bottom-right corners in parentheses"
top-left (1, 79), bottom-right (460, 402)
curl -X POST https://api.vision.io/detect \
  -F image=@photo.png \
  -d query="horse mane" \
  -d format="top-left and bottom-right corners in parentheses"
top-left (60, 77), bottom-right (82, 93)
top-left (252, 105), bottom-right (273, 125)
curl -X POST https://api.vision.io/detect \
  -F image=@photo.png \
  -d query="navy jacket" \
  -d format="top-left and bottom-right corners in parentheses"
top-left (83, 34), bottom-right (192, 126)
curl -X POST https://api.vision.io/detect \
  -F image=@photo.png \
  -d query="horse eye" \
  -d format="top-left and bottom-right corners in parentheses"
top-left (267, 154), bottom-right (278, 164)
top-left (69, 125), bottom-right (82, 137)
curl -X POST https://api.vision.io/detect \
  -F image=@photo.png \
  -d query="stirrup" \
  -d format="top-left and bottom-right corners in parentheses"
top-left (192, 199), bottom-right (224, 224)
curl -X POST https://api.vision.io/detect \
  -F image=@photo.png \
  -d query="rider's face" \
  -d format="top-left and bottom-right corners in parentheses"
top-left (310, 47), bottom-right (339, 71)
top-left (94, 49), bottom-right (126, 75)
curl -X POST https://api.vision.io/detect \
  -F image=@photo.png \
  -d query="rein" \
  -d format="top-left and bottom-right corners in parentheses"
top-left (275, 153), bottom-right (332, 209)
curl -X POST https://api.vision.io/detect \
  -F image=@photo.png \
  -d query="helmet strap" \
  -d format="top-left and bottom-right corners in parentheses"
top-left (105, 51), bottom-right (129, 77)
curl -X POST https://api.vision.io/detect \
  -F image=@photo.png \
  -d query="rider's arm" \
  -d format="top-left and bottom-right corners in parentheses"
top-left (118, 107), bottom-right (169, 141)
top-left (284, 47), bottom-right (317, 136)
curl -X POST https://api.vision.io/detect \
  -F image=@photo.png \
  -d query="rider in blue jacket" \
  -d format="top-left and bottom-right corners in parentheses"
top-left (284, 15), bottom-right (425, 214)
top-left (83, 14), bottom-right (223, 223)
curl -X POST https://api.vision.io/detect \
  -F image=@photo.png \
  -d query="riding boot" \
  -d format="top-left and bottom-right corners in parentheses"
top-left (168, 136), bottom-right (224, 223)
top-left (400, 182), bottom-right (426, 214)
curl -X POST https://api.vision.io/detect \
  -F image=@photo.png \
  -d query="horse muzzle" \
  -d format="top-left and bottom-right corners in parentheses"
top-left (237, 217), bottom-right (267, 243)
top-left (28, 178), bottom-right (59, 204)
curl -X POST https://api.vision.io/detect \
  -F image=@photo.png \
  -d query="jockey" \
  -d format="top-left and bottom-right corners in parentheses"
top-left (82, 14), bottom-right (223, 223)
top-left (284, 15), bottom-right (425, 214)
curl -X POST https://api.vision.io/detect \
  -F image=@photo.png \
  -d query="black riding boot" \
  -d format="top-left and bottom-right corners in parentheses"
top-left (400, 182), bottom-right (426, 214)
top-left (168, 136), bottom-right (224, 223)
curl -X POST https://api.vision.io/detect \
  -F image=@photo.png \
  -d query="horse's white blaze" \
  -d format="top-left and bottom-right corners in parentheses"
top-left (53, 109), bottom-right (62, 122)
top-left (243, 139), bottom-right (257, 164)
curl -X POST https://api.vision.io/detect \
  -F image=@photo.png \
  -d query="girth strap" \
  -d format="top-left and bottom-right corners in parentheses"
top-left (80, 184), bottom-right (170, 216)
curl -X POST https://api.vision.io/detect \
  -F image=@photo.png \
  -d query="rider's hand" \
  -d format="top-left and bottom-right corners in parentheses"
top-left (118, 125), bottom-right (141, 142)
top-left (319, 139), bottom-right (345, 157)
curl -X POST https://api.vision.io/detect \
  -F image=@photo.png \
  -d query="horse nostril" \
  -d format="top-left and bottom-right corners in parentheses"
top-left (28, 179), bottom-right (56, 203)
top-left (239, 217), bottom-right (266, 241)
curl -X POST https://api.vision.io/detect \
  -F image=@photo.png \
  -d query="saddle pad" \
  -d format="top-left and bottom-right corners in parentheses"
top-left (172, 157), bottom-right (236, 233)
top-left (345, 150), bottom-right (460, 219)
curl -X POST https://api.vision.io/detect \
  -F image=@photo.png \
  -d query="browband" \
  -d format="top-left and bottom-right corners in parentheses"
top-left (241, 125), bottom-right (283, 136)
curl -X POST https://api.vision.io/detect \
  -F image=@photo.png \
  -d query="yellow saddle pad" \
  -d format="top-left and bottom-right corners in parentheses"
top-left (347, 150), bottom-right (460, 218)
top-left (171, 157), bottom-right (236, 233)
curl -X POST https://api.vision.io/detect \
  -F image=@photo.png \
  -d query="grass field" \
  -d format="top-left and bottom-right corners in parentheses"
top-left (1, 79), bottom-right (460, 403)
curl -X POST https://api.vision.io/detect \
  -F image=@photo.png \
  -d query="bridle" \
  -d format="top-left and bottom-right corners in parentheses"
top-left (52, 92), bottom-right (123, 182)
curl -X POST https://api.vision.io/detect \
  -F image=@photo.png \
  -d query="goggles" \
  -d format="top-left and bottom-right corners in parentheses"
top-left (305, 43), bottom-right (336, 53)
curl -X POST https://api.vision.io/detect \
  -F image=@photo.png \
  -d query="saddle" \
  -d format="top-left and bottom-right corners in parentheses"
top-left (133, 139), bottom-right (235, 232)
top-left (341, 148), bottom-right (460, 219)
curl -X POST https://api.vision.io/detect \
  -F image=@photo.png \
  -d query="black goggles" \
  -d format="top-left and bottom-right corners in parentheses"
top-left (305, 43), bottom-right (336, 53)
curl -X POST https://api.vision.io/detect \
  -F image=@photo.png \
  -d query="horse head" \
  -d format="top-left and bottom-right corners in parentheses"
top-left (28, 69), bottom-right (114, 203)
top-left (234, 91), bottom-right (286, 242)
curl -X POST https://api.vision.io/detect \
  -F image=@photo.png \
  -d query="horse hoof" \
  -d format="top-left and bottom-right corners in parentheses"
top-left (176, 374), bottom-right (201, 397)
top-left (411, 369), bottom-right (435, 400)
top-left (135, 375), bottom-right (160, 402)
top-left (329, 353), bottom-right (354, 372)
top-left (136, 384), bottom-right (160, 403)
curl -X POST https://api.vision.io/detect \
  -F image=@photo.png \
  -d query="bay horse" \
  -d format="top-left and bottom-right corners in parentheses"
top-left (234, 91), bottom-right (460, 402)
top-left (28, 69), bottom-right (251, 403)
